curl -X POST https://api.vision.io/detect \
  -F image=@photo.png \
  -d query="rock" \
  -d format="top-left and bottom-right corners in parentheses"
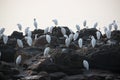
top-left (111, 30), bottom-right (120, 43)
top-left (88, 45), bottom-right (120, 73)
top-left (0, 72), bottom-right (7, 80)
top-left (10, 31), bottom-right (24, 39)
top-left (33, 35), bottom-right (58, 48)
top-left (0, 45), bottom-right (16, 62)
top-left (49, 72), bottom-right (67, 80)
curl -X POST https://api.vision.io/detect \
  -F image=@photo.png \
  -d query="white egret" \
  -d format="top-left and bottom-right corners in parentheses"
top-left (0, 28), bottom-right (5, 34)
top-left (104, 26), bottom-right (107, 34)
top-left (25, 27), bottom-right (30, 35)
top-left (27, 30), bottom-right (32, 37)
top-left (69, 33), bottom-right (74, 41)
top-left (105, 29), bottom-right (111, 39)
top-left (44, 27), bottom-right (49, 34)
top-left (46, 35), bottom-right (51, 44)
top-left (65, 38), bottom-right (71, 47)
top-left (83, 20), bottom-right (87, 27)
top-left (113, 21), bottom-right (118, 31)
top-left (52, 19), bottom-right (58, 26)
top-left (108, 24), bottom-right (112, 31)
top-left (16, 55), bottom-right (22, 65)
top-left (73, 32), bottom-right (79, 41)
top-left (96, 31), bottom-right (101, 40)
top-left (61, 27), bottom-right (66, 36)
top-left (33, 18), bottom-right (38, 29)
top-left (78, 38), bottom-right (83, 48)
top-left (64, 35), bottom-right (68, 39)
top-left (17, 39), bottom-right (23, 48)
top-left (76, 24), bottom-right (80, 32)
top-left (3, 35), bottom-right (8, 44)
top-left (93, 22), bottom-right (98, 28)
top-left (44, 47), bottom-right (50, 57)
top-left (34, 34), bottom-right (38, 40)
top-left (48, 26), bottom-right (54, 33)
top-left (91, 36), bottom-right (96, 48)
top-left (25, 36), bottom-right (32, 46)
top-left (17, 24), bottom-right (22, 31)
top-left (83, 60), bottom-right (89, 70)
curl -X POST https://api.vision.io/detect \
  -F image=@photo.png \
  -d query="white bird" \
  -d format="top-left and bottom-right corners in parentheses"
top-left (65, 38), bottom-right (71, 47)
top-left (78, 38), bottom-right (83, 48)
top-left (64, 35), bottom-right (68, 39)
top-left (44, 47), bottom-right (50, 57)
top-left (83, 60), bottom-right (89, 70)
top-left (52, 19), bottom-right (58, 26)
top-left (93, 22), bottom-right (98, 28)
top-left (96, 31), bottom-right (101, 40)
top-left (3, 35), bottom-right (8, 44)
top-left (34, 34), bottom-right (38, 40)
top-left (17, 39), bottom-right (23, 48)
top-left (104, 26), bottom-right (107, 34)
top-left (0, 28), bottom-right (5, 34)
top-left (61, 27), bottom-right (66, 36)
top-left (76, 24), bottom-right (80, 32)
top-left (33, 18), bottom-right (38, 29)
top-left (27, 30), bottom-right (32, 37)
top-left (25, 36), bottom-right (32, 46)
top-left (73, 32), bottom-right (79, 41)
top-left (83, 20), bottom-right (87, 27)
top-left (17, 24), bottom-right (22, 31)
top-left (48, 26), bottom-right (54, 33)
top-left (46, 35), bottom-right (51, 44)
top-left (105, 29), bottom-right (111, 39)
top-left (44, 27), bottom-right (49, 34)
top-left (25, 27), bottom-right (30, 35)
top-left (108, 24), bottom-right (112, 31)
top-left (113, 21), bottom-right (118, 31)
top-left (16, 55), bottom-right (22, 65)
top-left (91, 36), bottom-right (96, 48)
top-left (69, 33), bottom-right (74, 41)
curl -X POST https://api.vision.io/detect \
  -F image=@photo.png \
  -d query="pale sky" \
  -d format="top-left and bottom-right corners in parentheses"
top-left (0, 0), bottom-right (120, 35)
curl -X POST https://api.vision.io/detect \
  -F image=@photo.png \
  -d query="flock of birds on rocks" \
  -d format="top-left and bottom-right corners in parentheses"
top-left (0, 18), bottom-right (119, 72)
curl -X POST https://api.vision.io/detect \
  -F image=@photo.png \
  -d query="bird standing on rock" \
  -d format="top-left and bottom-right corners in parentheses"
top-left (83, 60), bottom-right (89, 70)
top-left (16, 55), bottom-right (22, 65)
top-left (91, 36), bottom-right (96, 48)
top-left (52, 19), bottom-right (58, 26)
top-left (17, 39), bottom-right (23, 48)
top-left (33, 18), bottom-right (38, 30)
top-left (44, 47), bottom-right (50, 57)
top-left (46, 34), bottom-right (51, 44)
top-left (78, 38), bottom-right (83, 48)
top-left (17, 23), bottom-right (22, 31)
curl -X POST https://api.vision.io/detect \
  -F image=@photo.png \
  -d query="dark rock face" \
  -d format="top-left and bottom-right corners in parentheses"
top-left (0, 45), bottom-right (16, 62)
top-left (111, 30), bottom-right (120, 42)
top-left (10, 31), bottom-right (24, 39)
top-left (34, 35), bottom-right (59, 48)
top-left (88, 45), bottom-right (120, 73)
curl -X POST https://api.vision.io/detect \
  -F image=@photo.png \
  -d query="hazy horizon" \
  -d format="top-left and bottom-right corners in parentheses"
top-left (0, 0), bottom-right (120, 35)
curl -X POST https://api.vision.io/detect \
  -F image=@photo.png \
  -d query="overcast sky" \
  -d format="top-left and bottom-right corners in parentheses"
top-left (0, 0), bottom-right (120, 35)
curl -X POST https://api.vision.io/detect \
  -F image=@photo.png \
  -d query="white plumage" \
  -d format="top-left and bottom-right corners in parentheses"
top-left (108, 24), bottom-right (112, 31)
top-left (65, 38), bottom-right (71, 47)
top-left (27, 30), bottom-right (32, 37)
top-left (78, 38), bottom-right (83, 48)
top-left (25, 27), bottom-right (30, 35)
top-left (33, 18), bottom-right (38, 29)
top-left (52, 19), bottom-right (58, 26)
top-left (76, 24), bottom-right (80, 32)
top-left (25, 36), bottom-right (32, 46)
top-left (91, 36), bottom-right (96, 48)
top-left (96, 31), bottom-right (101, 40)
top-left (105, 29), bottom-right (111, 39)
top-left (0, 28), bottom-right (5, 34)
top-left (83, 20), bottom-right (87, 27)
top-left (61, 27), bottom-right (66, 36)
top-left (64, 35), bottom-right (68, 39)
top-left (16, 55), bottom-right (22, 65)
top-left (44, 27), bottom-right (49, 34)
top-left (34, 34), bottom-right (38, 40)
top-left (17, 24), bottom-right (22, 31)
top-left (104, 26), bottom-right (107, 34)
top-left (93, 22), bottom-right (98, 28)
top-left (69, 33), bottom-right (74, 41)
top-left (3, 35), bottom-right (8, 44)
top-left (17, 39), bottom-right (23, 48)
top-left (48, 26), bottom-right (54, 33)
top-left (113, 21), bottom-right (118, 31)
top-left (44, 47), bottom-right (50, 57)
top-left (46, 35), bottom-right (51, 44)
top-left (83, 60), bottom-right (89, 70)
top-left (73, 32), bottom-right (79, 41)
